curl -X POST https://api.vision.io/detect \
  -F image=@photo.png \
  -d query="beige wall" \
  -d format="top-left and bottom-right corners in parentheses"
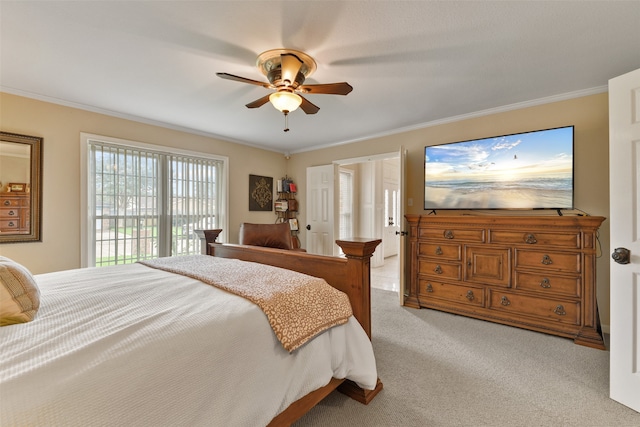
top-left (0, 150), bottom-right (30, 191)
top-left (0, 91), bottom-right (612, 327)
top-left (0, 92), bottom-right (286, 273)
top-left (287, 93), bottom-right (611, 327)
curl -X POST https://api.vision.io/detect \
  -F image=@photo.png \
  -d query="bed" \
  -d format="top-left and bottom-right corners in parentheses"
top-left (0, 230), bottom-right (382, 426)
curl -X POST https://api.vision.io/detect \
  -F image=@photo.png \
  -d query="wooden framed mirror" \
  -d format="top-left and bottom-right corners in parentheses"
top-left (0, 132), bottom-right (42, 243)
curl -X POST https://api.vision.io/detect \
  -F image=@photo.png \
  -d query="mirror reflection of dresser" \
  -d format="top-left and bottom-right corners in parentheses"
top-left (0, 132), bottom-right (42, 243)
top-left (0, 192), bottom-right (30, 233)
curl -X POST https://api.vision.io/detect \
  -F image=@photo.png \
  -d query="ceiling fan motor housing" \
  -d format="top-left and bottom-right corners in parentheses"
top-left (267, 68), bottom-right (306, 91)
top-left (258, 49), bottom-right (317, 90)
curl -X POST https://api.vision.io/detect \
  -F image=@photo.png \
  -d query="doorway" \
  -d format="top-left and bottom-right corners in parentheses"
top-left (337, 154), bottom-right (401, 293)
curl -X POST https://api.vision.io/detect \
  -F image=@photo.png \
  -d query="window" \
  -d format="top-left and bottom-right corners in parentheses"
top-left (81, 134), bottom-right (228, 267)
top-left (339, 168), bottom-right (354, 239)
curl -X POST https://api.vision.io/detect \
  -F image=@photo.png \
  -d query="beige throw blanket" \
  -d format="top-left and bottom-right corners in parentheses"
top-left (140, 255), bottom-right (353, 352)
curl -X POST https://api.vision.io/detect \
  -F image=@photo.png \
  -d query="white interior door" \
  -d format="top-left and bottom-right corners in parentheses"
top-left (398, 147), bottom-right (406, 305)
top-left (609, 67), bottom-right (640, 413)
top-left (383, 180), bottom-right (399, 257)
top-left (383, 160), bottom-right (400, 258)
top-left (306, 164), bottom-right (336, 256)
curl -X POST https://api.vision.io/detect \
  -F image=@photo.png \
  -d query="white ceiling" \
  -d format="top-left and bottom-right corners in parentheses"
top-left (1, 1), bottom-right (639, 154)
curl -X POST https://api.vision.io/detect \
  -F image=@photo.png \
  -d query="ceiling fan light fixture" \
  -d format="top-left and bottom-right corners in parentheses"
top-left (218, 48), bottom-right (349, 119)
top-left (269, 91), bottom-right (302, 113)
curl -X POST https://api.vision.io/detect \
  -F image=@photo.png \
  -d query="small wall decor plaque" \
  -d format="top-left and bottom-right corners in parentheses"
top-left (8, 183), bottom-right (27, 192)
top-left (249, 174), bottom-right (273, 211)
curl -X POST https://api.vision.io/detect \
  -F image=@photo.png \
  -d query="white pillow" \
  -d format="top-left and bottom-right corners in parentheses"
top-left (0, 256), bottom-right (40, 326)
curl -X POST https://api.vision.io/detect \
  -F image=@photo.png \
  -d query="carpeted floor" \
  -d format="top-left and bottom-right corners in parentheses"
top-left (294, 289), bottom-right (640, 427)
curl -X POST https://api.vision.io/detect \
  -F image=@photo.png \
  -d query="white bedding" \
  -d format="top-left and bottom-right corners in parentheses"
top-left (0, 261), bottom-right (377, 427)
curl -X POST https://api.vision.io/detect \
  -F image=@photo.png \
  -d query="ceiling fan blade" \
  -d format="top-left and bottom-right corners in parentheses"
top-left (299, 95), bottom-right (320, 115)
top-left (217, 72), bottom-right (272, 89)
top-left (245, 94), bottom-right (271, 109)
top-left (280, 53), bottom-right (303, 85)
top-left (299, 82), bottom-right (353, 95)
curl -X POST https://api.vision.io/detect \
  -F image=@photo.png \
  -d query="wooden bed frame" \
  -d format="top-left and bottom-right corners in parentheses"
top-left (197, 230), bottom-right (383, 426)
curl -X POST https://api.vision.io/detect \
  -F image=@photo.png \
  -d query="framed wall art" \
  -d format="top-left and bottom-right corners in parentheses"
top-left (249, 174), bottom-right (273, 211)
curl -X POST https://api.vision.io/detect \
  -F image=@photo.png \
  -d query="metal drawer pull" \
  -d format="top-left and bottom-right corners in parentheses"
top-left (444, 230), bottom-right (454, 239)
top-left (500, 296), bottom-right (510, 306)
top-left (435, 246), bottom-right (443, 255)
top-left (8, 221), bottom-right (15, 227)
top-left (3, 200), bottom-right (10, 206)
top-left (8, 210), bottom-right (15, 216)
top-left (524, 233), bottom-right (537, 244)
top-left (466, 290), bottom-right (475, 301)
top-left (541, 254), bottom-right (553, 265)
top-left (540, 278), bottom-right (551, 288)
top-left (554, 305), bottom-right (566, 316)
top-left (426, 283), bottom-right (433, 293)
top-left (434, 265), bottom-right (443, 274)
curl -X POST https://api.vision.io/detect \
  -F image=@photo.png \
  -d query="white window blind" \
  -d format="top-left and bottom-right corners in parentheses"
top-left (169, 154), bottom-right (220, 257)
top-left (86, 138), bottom-right (224, 267)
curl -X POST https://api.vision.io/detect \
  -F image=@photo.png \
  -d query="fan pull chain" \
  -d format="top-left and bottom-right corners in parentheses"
top-left (283, 111), bottom-right (290, 132)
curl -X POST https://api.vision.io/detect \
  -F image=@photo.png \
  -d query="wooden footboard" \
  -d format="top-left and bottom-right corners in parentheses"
top-left (196, 230), bottom-right (383, 425)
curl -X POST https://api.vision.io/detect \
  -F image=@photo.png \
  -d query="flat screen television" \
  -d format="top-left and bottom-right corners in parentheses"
top-left (424, 126), bottom-right (574, 210)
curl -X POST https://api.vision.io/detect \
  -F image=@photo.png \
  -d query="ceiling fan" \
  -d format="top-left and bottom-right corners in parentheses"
top-left (217, 49), bottom-right (353, 131)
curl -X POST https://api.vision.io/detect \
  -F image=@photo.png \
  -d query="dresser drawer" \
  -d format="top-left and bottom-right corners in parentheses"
top-left (0, 219), bottom-right (20, 230)
top-left (418, 242), bottom-right (461, 261)
top-left (488, 290), bottom-right (579, 325)
top-left (515, 249), bottom-right (581, 274)
top-left (514, 271), bottom-right (580, 297)
top-left (418, 227), bottom-right (485, 242)
top-left (1, 198), bottom-right (21, 207)
top-left (418, 279), bottom-right (484, 307)
top-left (489, 230), bottom-right (580, 249)
top-left (418, 259), bottom-right (461, 280)
top-left (0, 208), bottom-right (21, 218)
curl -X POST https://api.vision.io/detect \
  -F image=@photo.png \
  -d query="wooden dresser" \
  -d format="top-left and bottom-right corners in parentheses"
top-left (0, 192), bottom-right (30, 233)
top-left (405, 214), bottom-right (606, 349)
